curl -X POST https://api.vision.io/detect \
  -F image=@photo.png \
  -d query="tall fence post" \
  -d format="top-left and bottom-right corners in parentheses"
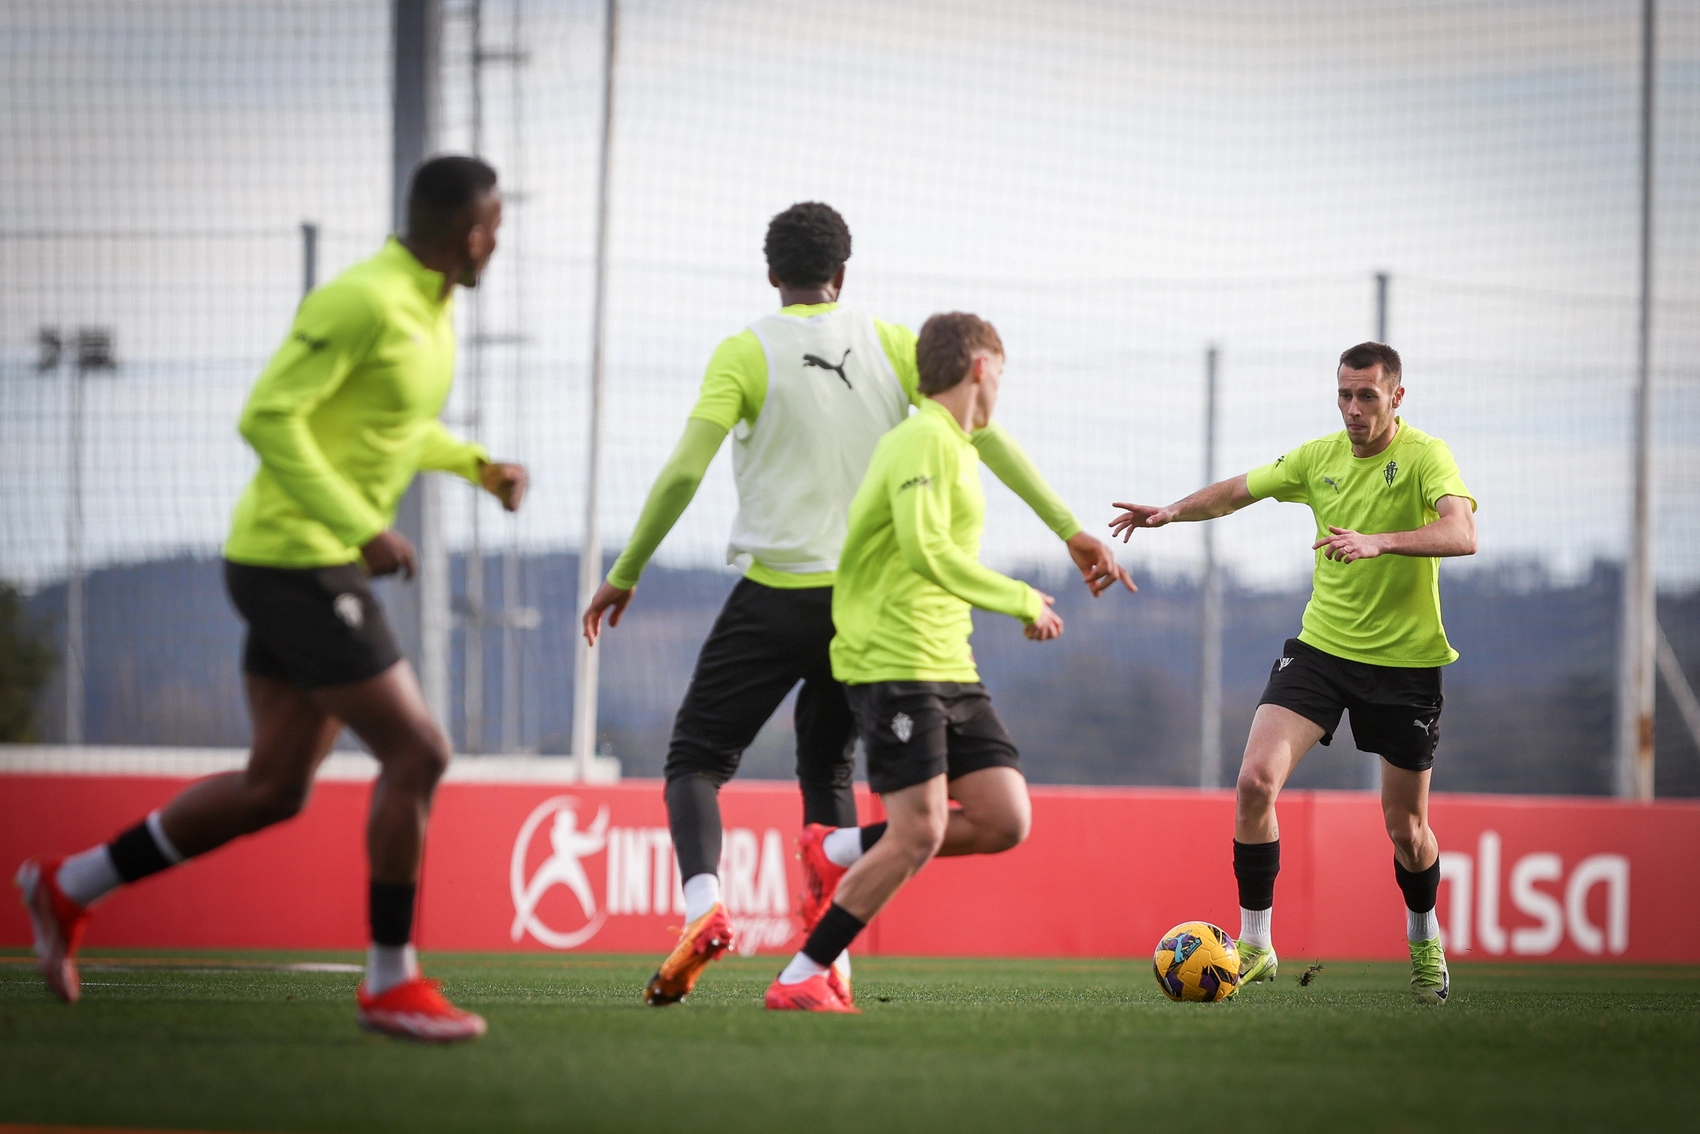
top-left (300, 222), bottom-right (318, 298)
top-left (571, 0), bottom-right (618, 780)
top-left (1614, 0), bottom-right (1657, 800)
top-left (1199, 345), bottom-right (1223, 789)
top-left (389, 0), bottom-right (450, 730)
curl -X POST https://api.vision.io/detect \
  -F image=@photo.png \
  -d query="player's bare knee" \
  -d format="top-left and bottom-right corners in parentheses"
top-left (379, 726), bottom-right (451, 792)
top-left (1236, 765), bottom-right (1280, 811)
top-left (245, 776), bottom-right (312, 827)
top-left (1384, 811), bottom-right (1424, 859)
top-left (983, 806), bottom-right (1030, 852)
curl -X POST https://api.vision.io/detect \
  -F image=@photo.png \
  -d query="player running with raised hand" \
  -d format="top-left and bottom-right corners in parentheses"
top-left (1110, 342), bottom-right (1476, 1005)
top-left (16, 156), bottom-right (526, 1041)
top-left (768, 312), bottom-right (1067, 1013)
top-left (581, 204), bottom-right (1132, 1007)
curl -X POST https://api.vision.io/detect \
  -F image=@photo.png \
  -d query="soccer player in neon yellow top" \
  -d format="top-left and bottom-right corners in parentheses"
top-left (1110, 342), bottom-right (1477, 1006)
top-left (767, 312), bottom-right (1065, 1012)
top-left (581, 204), bottom-right (1132, 1007)
top-left (16, 157), bottom-right (525, 1041)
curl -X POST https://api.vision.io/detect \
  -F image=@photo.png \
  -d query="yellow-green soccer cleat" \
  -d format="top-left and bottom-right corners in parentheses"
top-left (1235, 939), bottom-right (1278, 984)
top-left (1409, 936), bottom-right (1449, 1005)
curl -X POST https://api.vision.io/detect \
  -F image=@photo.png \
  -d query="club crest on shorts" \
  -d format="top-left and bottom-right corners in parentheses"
top-left (891, 711), bottom-right (914, 743)
top-left (333, 592), bottom-right (364, 629)
top-left (1384, 459), bottom-right (1398, 486)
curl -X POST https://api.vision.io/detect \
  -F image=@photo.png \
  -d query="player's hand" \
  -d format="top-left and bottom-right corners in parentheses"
top-left (1313, 526), bottom-right (1384, 563)
top-left (582, 580), bottom-right (635, 646)
top-left (1109, 502), bottom-right (1174, 543)
top-left (360, 529), bottom-right (417, 579)
top-left (1024, 592), bottom-right (1064, 641)
top-left (1065, 531), bottom-right (1136, 597)
top-left (480, 460), bottom-right (529, 512)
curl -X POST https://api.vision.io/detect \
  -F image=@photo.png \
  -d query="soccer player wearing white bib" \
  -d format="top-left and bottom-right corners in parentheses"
top-left (1110, 342), bottom-right (1476, 1005)
top-left (581, 204), bottom-right (1132, 1006)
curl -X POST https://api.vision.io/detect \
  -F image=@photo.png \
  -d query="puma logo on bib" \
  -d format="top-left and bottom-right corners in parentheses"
top-left (802, 349), bottom-right (853, 389)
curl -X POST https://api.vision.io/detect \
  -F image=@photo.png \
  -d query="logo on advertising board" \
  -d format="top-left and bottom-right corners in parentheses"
top-left (509, 795), bottom-right (798, 953)
top-left (1437, 831), bottom-right (1629, 957)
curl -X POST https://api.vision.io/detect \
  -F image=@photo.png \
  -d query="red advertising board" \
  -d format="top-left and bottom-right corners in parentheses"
top-left (2, 770), bottom-right (1696, 962)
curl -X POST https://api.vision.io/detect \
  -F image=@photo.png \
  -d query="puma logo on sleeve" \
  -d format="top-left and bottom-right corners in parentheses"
top-left (802, 349), bottom-right (853, 389)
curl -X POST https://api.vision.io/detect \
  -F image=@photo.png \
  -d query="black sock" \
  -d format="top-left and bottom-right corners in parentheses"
top-left (1233, 839), bottom-right (1280, 911)
top-left (107, 819), bottom-right (178, 883)
top-left (802, 903), bottom-right (866, 968)
top-left (1393, 856), bottom-right (1441, 914)
top-left (665, 774), bottom-right (723, 882)
top-left (859, 822), bottom-right (887, 853)
top-left (369, 881), bottom-right (417, 947)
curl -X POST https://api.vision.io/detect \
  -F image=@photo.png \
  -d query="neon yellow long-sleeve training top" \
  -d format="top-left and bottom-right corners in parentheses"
top-left (224, 238), bottom-right (487, 568)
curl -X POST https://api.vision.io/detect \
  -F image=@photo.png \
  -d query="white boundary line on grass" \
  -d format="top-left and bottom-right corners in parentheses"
top-left (0, 745), bottom-right (621, 783)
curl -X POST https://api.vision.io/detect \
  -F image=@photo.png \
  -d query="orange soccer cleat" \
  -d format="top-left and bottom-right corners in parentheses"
top-left (357, 977), bottom-right (487, 1042)
top-left (765, 971), bottom-right (859, 1013)
top-left (797, 824), bottom-right (847, 932)
top-left (826, 958), bottom-right (854, 1008)
top-left (644, 902), bottom-right (735, 1006)
top-left (15, 856), bottom-right (92, 1005)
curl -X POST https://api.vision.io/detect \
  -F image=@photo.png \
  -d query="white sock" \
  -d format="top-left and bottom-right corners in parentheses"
top-left (56, 845), bottom-right (123, 907)
top-left (822, 827), bottom-right (865, 869)
top-left (833, 950), bottom-right (851, 980)
top-left (1407, 907), bottom-right (1440, 943)
top-left (1239, 906), bottom-right (1272, 948)
top-left (778, 951), bottom-right (829, 986)
top-left (366, 943), bottom-right (418, 995)
top-left (682, 873), bottom-right (720, 925)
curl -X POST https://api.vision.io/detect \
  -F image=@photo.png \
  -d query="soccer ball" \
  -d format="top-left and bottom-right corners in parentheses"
top-left (1152, 921), bottom-right (1240, 1003)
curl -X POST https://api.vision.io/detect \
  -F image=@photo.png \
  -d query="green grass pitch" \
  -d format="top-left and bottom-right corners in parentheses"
top-left (3, 949), bottom-right (1698, 1133)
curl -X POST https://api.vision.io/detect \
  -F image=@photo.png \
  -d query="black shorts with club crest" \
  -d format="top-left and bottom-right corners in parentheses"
top-left (1258, 637), bottom-right (1443, 771)
top-left (224, 560), bottom-right (402, 689)
top-left (846, 681), bottom-right (1022, 795)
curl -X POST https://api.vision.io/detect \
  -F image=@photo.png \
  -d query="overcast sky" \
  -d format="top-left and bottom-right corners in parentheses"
top-left (2, 0), bottom-right (1696, 589)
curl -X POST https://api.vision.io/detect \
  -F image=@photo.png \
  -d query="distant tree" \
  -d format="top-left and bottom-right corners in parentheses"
top-left (0, 583), bottom-right (55, 741)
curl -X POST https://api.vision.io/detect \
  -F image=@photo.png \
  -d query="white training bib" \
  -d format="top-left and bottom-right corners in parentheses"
top-left (727, 309), bottom-right (910, 575)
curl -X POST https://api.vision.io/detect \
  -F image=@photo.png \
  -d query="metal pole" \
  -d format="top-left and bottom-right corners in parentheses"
top-left (571, 0), bottom-right (618, 779)
top-left (1199, 346), bottom-right (1222, 789)
top-left (390, 0), bottom-right (450, 729)
top-left (464, 0), bottom-right (486, 754)
top-left (301, 222), bottom-right (318, 298)
top-left (1615, 0), bottom-right (1656, 800)
top-left (1375, 271), bottom-right (1389, 343)
top-left (501, 0), bottom-right (526, 754)
top-left (65, 362), bottom-right (84, 745)
top-left (1364, 270), bottom-right (1392, 790)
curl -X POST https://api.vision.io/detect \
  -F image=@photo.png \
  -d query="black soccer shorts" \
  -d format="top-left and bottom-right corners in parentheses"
top-left (663, 578), bottom-right (858, 828)
top-left (1257, 637), bottom-right (1443, 772)
top-left (846, 681), bottom-right (1022, 795)
top-left (224, 560), bottom-right (402, 689)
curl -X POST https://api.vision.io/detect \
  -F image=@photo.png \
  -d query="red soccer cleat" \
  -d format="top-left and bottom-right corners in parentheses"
top-left (644, 903), bottom-right (735, 1006)
top-left (797, 824), bottom-right (847, 933)
top-left (765, 971), bottom-right (859, 1014)
top-left (357, 976), bottom-right (487, 1042)
top-left (15, 856), bottom-right (91, 1004)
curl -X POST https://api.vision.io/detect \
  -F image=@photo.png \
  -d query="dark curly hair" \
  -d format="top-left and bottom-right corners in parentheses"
top-left (764, 202), bottom-right (851, 288)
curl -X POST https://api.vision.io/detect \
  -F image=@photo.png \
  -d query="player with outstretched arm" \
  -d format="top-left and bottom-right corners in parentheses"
top-left (1110, 341), bottom-right (1476, 1004)
top-left (16, 157), bottom-right (526, 1041)
top-left (581, 205), bottom-right (1132, 1007)
top-left (767, 312), bottom-right (1071, 1012)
